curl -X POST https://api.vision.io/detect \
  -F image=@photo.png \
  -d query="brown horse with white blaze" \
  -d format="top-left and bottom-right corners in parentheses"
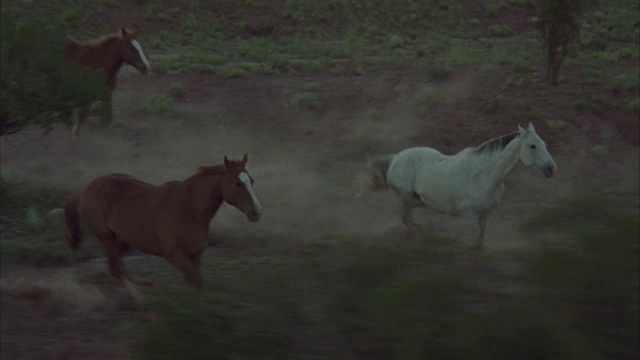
top-left (63, 154), bottom-right (262, 305)
top-left (65, 28), bottom-right (151, 136)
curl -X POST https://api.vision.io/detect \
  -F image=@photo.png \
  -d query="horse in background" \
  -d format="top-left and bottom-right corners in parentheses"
top-left (365, 123), bottom-right (557, 247)
top-left (65, 27), bottom-right (151, 137)
top-left (63, 154), bottom-right (262, 305)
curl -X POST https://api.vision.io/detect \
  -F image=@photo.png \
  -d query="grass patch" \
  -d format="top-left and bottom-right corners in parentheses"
top-left (626, 97), bottom-right (640, 112)
top-left (0, 178), bottom-right (76, 266)
top-left (526, 106), bottom-right (544, 119)
top-left (135, 95), bottom-right (176, 115)
top-left (590, 144), bottom-right (609, 156)
top-left (287, 92), bottom-right (321, 111)
top-left (485, 94), bottom-right (505, 114)
top-left (545, 118), bottom-right (568, 130)
top-left (167, 82), bottom-right (185, 98)
top-left (217, 65), bottom-right (250, 78)
top-left (488, 24), bottom-right (514, 37)
top-left (609, 73), bottom-right (639, 94)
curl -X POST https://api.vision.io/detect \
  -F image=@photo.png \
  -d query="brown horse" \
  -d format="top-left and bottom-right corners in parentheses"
top-left (63, 154), bottom-right (262, 304)
top-left (65, 28), bottom-right (151, 136)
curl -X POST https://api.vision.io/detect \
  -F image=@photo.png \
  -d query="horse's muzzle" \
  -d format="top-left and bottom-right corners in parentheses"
top-left (542, 164), bottom-right (556, 178)
top-left (247, 209), bottom-right (262, 222)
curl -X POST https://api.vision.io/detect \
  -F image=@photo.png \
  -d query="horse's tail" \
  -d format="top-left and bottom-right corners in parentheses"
top-left (63, 194), bottom-right (83, 250)
top-left (355, 154), bottom-right (396, 197)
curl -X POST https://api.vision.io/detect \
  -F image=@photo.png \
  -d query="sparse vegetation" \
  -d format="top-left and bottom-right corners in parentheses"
top-left (135, 95), bottom-right (176, 115)
top-left (486, 95), bottom-right (505, 114)
top-left (591, 144), bottom-right (609, 156)
top-left (167, 82), bottom-right (185, 98)
top-left (545, 118), bottom-right (568, 130)
top-left (287, 92), bottom-right (321, 111)
top-left (488, 24), bottom-right (515, 37)
top-left (0, 178), bottom-right (76, 266)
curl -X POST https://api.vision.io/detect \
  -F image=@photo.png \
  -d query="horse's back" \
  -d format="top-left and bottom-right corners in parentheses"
top-left (387, 147), bottom-right (442, 191)
top-left (79, 173), bottom-right (167, 252)
top-left (81, 173), bottom-right (156, 210)
top-left (387, 147), bottom-right (461, 211)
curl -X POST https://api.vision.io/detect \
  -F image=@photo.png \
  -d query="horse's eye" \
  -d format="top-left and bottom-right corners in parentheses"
top-left (530, 144), bottom-right (536, 150)
top-left (130, 45), bottom-right (137, 52)
top-left (236, 182), bottom-right (242, 187)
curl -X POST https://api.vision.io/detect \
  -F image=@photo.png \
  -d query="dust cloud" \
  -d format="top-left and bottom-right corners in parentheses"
top-left (0, 110), bottom-right (401, 247)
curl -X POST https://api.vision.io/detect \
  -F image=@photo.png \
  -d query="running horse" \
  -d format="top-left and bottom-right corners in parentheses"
top-left (365, 123), bottom-right (557, 247)
top-left (65, 28), bottom-right (151, 136)
top-left (63, 154), bottom-right (262, 305)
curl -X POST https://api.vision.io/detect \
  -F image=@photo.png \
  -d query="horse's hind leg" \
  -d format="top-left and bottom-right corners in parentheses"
top-left (97, 232), bottom-right (145, 305)
top-left (398, 192), bottom-right (426, 239)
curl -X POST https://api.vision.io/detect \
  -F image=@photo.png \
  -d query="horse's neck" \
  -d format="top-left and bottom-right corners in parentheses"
top-left (181, 170), bottom-right (225, 222)
top-left (479, 137), bottom-right (522, 182)
top-left (66, 37), bottom-right (123, 74)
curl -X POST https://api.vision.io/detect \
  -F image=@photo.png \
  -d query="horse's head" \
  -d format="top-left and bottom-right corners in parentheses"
top-left (518, 123), bottom-right (557, 178)
top-left (222, 154), bottom-right (263, 222)
top-left (117, 28), bottom-right (151, 75)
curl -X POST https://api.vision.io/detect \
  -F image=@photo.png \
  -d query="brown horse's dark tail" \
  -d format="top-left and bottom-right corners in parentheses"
top-left (64, 194), bottom-right (82, 250)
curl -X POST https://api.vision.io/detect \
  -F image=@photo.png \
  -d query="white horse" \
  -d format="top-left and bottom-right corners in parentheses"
top-left (366, 123), bottom-right (557, 247)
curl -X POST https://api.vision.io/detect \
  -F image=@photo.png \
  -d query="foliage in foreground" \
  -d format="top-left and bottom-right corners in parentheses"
top-left (0, 178), bottom-right (75, 266)
top-left (1, 1), bottom-right (108, 136)
top-left (134, 198), bottom-right (638, 360)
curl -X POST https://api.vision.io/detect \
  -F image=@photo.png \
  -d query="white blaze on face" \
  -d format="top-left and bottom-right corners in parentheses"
top-left (130, 39), bottom-right (151, 70)
top-left (238, 172), bottom-right (262, 214)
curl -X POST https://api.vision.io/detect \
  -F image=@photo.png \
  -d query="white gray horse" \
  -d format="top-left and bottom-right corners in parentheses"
top-left (365, 123), bottom-right (557, 247)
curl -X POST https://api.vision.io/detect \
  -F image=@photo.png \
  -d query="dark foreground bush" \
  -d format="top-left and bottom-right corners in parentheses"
top-left (134, 198), bottom-right (638, 360)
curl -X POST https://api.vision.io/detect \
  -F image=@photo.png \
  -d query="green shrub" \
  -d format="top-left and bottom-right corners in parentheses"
top-left (137, 95), bottom-right (175, 115)
top-left (388, 35), bottom-right (405, 49)
top-left (287, 92), bottom-right (321, 110)
top-left (488, 24), bottom-right (514, 37)
top-left (545, 118), bottom-right (567, 130)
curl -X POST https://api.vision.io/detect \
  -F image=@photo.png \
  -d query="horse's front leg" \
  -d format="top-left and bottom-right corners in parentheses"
top-left (166, 248), bottom-right (204, 290)
top-left (401, 201), bottom-right (415, 239)
top-left (99, 92), bottom-right (113, 126)
top-left (99, 233), bottom-right (145, 306)
top-left (475, 213), bottom-right (488, 249)
top-left (399, 193), bottom-right (424, 239)
top-left (71, 106), bottom-right (89, 138)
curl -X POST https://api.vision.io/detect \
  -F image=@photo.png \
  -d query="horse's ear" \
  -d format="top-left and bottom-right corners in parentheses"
top-left (119, 28), bottom-right (127, 38)
top-left (224, 156), bottom-right (230, 169)
top-left (242, 153), bottom-right (248, 165)
top-left (518, 124), bottom-right (526, 135)
top-left (528, 122), bottom-right (536, 133)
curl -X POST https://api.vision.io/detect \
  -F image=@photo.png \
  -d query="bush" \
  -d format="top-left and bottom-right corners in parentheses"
top-left (287, 92), bottom-right (321, 110)
top-left (1, 2), bottom-right (108, 136)
top-left (523, 198), bottom-right (640, 359)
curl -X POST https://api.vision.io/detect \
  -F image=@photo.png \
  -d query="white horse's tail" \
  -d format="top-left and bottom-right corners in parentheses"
top-left (355, 154), bottom-right (396, 198)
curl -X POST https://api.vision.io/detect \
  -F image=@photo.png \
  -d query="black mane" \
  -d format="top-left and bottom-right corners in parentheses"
top-left (473, 132), bottom-right (520, 154)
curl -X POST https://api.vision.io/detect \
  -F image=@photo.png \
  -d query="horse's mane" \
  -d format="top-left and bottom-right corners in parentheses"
top-left (67, 34), bottom-right (119, 48)
top-left (473, 132), bottom-right (520, 154)
top-left (196, 164), bottom-right (227, 175)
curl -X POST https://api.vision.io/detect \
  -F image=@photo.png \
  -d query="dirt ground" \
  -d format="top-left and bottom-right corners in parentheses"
top-left (1, 61), bottom-right (639, 358)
